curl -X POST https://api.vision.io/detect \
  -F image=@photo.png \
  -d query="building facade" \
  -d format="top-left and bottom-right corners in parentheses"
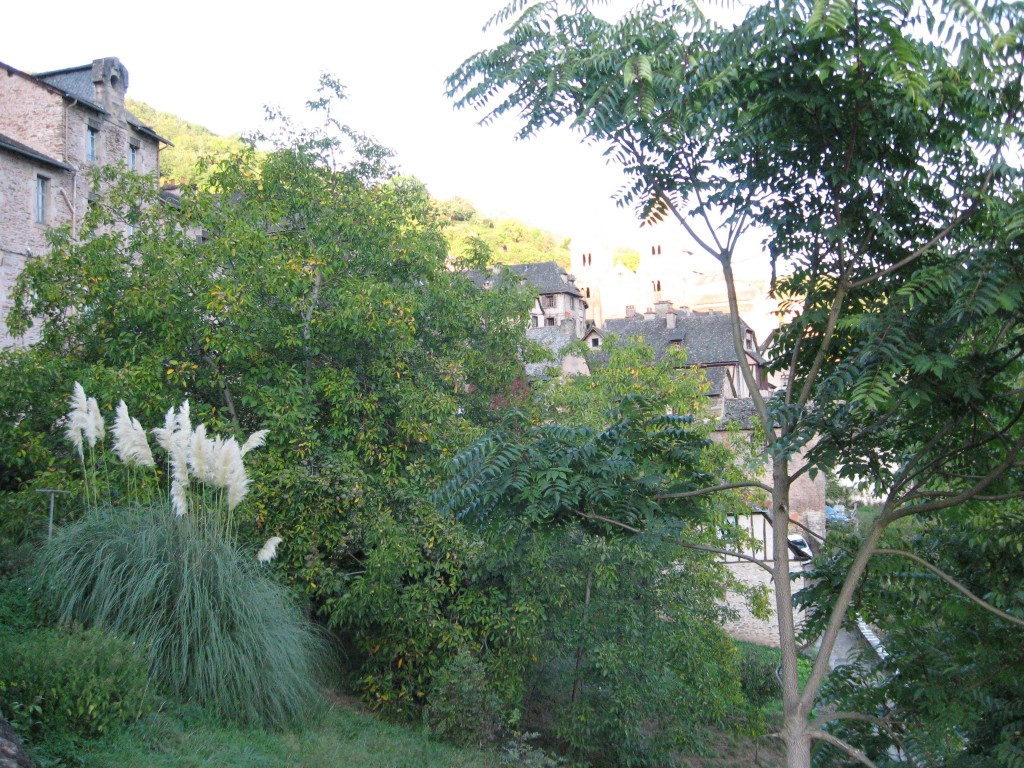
top-left (0, 57), bottom-right (165, 348)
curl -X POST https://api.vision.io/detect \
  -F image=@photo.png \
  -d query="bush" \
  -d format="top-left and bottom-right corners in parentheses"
top-left (37, 504), bottom-right (327, 728)
top-left (0, 626), bottom-right (152, 739)
top-left (507, 527), bottom-right (745, 768)
top-left (737, 642), bottom-right (782, 708)
top-left (425, 648), bottom-right (507, 747)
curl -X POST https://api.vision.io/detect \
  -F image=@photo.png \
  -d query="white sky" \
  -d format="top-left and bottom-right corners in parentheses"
top-left (2, 0), bottom-right (767, 267)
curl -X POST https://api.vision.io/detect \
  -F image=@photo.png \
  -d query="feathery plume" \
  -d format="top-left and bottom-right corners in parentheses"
top-left (112, 401), bottom-right (155, 468)
top-left (188, 424), bottom-right (216, 485)
top-left (212, 437), bottom-right (249, 511)
top-left (151, 406), bottom-right (176, 453)
top-left (152, 402), bottom-right (191, 516)
top-left (256, 536), bottom-right (283, 563)
top-left (65, 382), bottom-right (90, 459)
top-left (85, 395), bottom-right (105, 448)
top-left (240, 429), bottom-right (269, 456)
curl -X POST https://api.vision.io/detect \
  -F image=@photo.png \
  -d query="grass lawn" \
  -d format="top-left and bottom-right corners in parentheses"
top-left (72, 698), bottom-right (505, 768)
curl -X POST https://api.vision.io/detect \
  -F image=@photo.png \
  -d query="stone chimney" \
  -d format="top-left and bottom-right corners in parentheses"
top-left (654, 299), bottom-right (672, 317)
top-left (92, 58), bottom-right (128, 115)
top-left (666, 311), bottom-right (677, 330)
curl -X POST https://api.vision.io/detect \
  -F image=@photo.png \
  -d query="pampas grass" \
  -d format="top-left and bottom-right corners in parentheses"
top-left (257, 536), bottom-right (283, 563)
top-left (112, 400), bottom-right (155, 468)
top-left (38, 506), bottom-right (325, 727)
top-left (44, 385), bottom-right (314, 728)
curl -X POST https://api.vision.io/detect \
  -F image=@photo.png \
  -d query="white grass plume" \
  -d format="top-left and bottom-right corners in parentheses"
top-left (112, 401), bottom-right (155, 468)
top-left (256, 536), bottom-right (283, 563)
top-left (210, 437), bottom-right (249, 511)
top-left (65, 382), bottom-right (90, 459)
top-left (86, 396), bottom-right (105, 447)
top-left (188, 424), bottom-right (216, 485)
top-left (240, 429), bottom-right (269, 456)
top-left (152, 402), bottom-right (191, 516)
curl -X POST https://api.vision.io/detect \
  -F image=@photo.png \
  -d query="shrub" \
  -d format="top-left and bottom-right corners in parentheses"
top-left (38, 504), bottom-right (326, 728)
top-left (737, 642), bottom-right (782, 709)
top-left (425, 648), bottom-right (507, 747)
top-left (0, 626), bottom-right (152, 739)
top-left (507, 527), bottom-right (745, 768)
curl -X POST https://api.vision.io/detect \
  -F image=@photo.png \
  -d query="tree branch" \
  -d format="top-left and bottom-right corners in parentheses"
top-left (847, 165), bottom-right (993, 290)
top-left (572, 511), bottom-right (774, 574)
top-left (809, 730), bottom-right (882, 768)
top-left (656, 480), bottom-right (773, 499)
top-left (874, 548), bottom-right (1024, 628)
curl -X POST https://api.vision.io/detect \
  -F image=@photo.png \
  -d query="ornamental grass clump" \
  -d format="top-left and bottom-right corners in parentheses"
top-left (39, 384), bottom-right (325, 728)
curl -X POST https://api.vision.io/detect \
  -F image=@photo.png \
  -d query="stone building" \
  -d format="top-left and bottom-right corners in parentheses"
top-left (469, 261), bottom-right (590, 378)
top-left (0, 57), bottom-right (166, 348)
top-left (603, 303), bottom-right (770, 407)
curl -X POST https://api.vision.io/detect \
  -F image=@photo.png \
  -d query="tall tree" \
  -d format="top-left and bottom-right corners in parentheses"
top-left (1, 77), bottom-right (533, 589)
top-left (449, 0), bottom-right (1024, 765)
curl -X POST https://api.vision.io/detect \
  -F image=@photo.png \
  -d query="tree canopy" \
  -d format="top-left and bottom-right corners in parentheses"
top-left (449, 0), bottom-right (1023, 764)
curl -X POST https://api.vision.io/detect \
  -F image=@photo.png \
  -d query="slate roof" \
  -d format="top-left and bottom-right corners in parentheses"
top-left (506, 262), bottom-right (582, 297)
top-left (718, 397), bottom-right (761, 430)
top-left (35, 65), bottom-right (97, 101)
top-left (0, 132), bottom-right (74, 171)
top-left (466, 261), bottom-right (582, 298)
top-left (603, 311), bottom-right (765, 366)
top-left (31, 62), bottom-right (170, 144)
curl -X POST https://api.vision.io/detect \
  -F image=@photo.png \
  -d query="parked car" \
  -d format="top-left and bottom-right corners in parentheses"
top-left (787, 534), bottom-right (813, 561)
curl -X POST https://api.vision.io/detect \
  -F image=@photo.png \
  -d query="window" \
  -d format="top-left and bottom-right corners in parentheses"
top-left (542, 294), bottom-right (557, 309)
top-left (590, 337), bottom-right (600, 348)
top-left (544, 317), bottom-right (556, 327)
top-left (531, 315), bottom-right (539, 328)
top-left (87, 127), bottom-right (98, 162)
top-left (34, 175), bottom-right (49, 223)
top-left (128, 144), bottom-right (138, 171)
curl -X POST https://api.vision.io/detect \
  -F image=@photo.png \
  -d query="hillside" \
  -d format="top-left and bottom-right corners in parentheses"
top-left (126, 98), bottom-right (246, 185)
top-left (436, 196), bottom-right (573, 269)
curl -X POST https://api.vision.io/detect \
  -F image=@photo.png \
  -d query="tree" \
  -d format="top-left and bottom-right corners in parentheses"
top-left (440, 395), bottom-right (752, 764)
top-left (449, 1), bottom-right (1023, 765)
top-left (438, 198), bottom-right (574, 268)
top-left (1, 76), bottom-right (533, 605)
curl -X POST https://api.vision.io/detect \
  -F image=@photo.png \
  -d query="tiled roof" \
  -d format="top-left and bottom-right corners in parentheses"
top-left (0, 132), bottom-right (74, 171)
top-left (604, 311), bottom-right (765, 366)
top-left (506, 262), bottom-right (582, 297)
top-left (718, 397), bottom-right (761, 429)
top-left (466, 261), bottom-right (582, 298)
top-left (32, 65), bottom-right (107, 114)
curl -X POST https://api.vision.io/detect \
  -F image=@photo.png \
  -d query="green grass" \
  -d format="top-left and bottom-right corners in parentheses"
top-left (78, 701), bottom-right (505, 768)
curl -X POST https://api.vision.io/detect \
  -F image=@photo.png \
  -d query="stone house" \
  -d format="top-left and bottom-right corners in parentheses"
top-left (469, 261), bottom-right (590, 377)
top-left (0, 57), bottom-right (167, 348)
top-left (602, 302), bottom-right (771, 407)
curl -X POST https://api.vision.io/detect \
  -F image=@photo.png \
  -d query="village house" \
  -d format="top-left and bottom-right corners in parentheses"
top-left (0, 57), bottom-right (167, 348)
top-left (469, 261), bottom-right (590, 378)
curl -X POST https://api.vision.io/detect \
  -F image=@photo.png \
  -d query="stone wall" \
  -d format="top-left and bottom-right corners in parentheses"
top-left (722, 560), bottom-right (809, 647)
top-left (0, 59), bottom-right (161, 348)
top-left (0, 152), bottom-right (72, 348)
